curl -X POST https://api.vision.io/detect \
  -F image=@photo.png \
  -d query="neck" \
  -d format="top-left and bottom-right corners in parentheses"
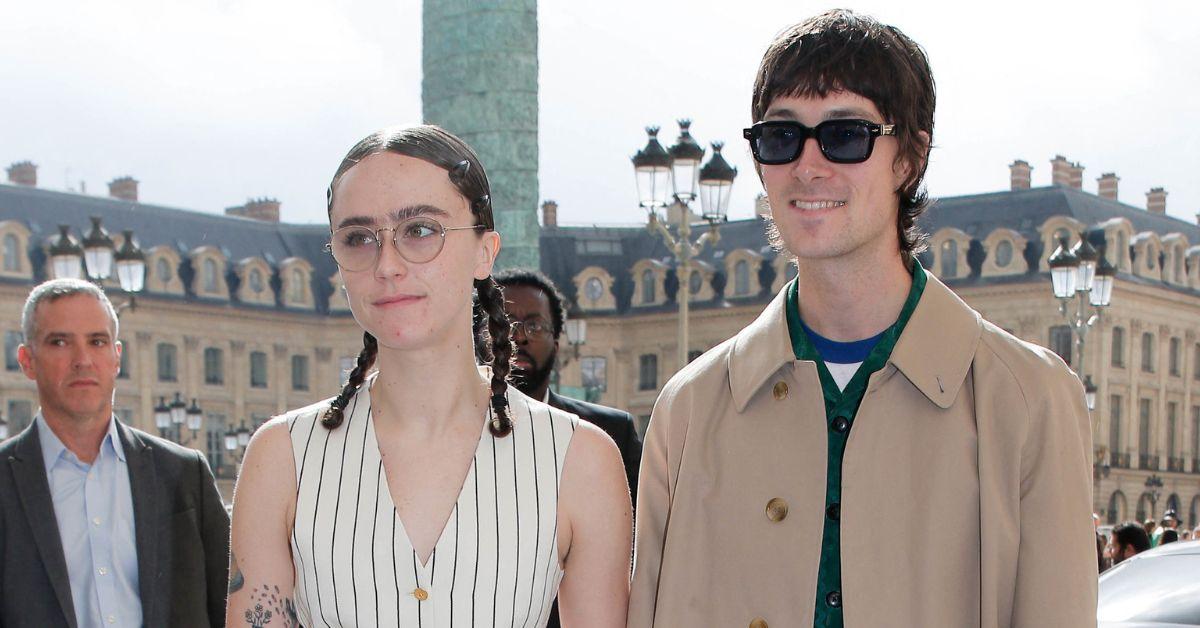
top-left (523, 378), bottom-right (550, 403)
top-left (40, 407), bottom-right (111, 465)
top-left (794, 244), bottom-right (913, 342)
top-left (370, 331), bottom-right (491, 436)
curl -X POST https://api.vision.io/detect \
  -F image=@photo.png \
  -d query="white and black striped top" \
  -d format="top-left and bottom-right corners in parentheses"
top-left (284, 373), bottom-right (579, 627)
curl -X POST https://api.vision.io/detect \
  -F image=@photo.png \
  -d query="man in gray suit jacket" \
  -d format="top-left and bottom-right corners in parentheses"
top-left (0, 279), bottom-right (229, 627)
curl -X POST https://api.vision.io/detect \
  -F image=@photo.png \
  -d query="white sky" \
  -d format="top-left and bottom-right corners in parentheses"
top-left (3, 0), bottom-right (1197, 229)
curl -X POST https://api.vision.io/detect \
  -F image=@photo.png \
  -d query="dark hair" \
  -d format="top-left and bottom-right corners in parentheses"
top-left (321, 125), bottom-right (513, 437)
top-left (493, 268), bottom-right (568, 339)
top-left (1113, 521), bottom-right (1152, 554)
top-left (1161, 529), bottom-right (1179, 545)
top-left (752, 9), bottom-right (935, 261)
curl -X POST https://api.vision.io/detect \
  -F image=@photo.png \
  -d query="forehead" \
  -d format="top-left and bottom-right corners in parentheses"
top-left (34, 294), bottom-right (114, 335)
top-left (329, 152), bottom-right (471, 226)
top-left (502, 284), bottom-right (552, 318)
top-left (763, 90), bottom-right (884, 123)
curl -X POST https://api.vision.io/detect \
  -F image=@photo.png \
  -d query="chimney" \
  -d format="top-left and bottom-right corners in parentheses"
top-left (1097, 173), bottom-right (1119, 200)
top-left (1009, 159), bottom-right (1032, 190)
top-left (225, 197), bottom-right (281, 222)
top-left (541, 200), bottom-right (558, 227)
top-left (1067, 161), bottom-right (1084, 189)
top-left (6, 161), bottom-right (37, 186)
top-left (1050, 155), bottom-right (1083, 189)
top-left (108, 176), bottom-right (139, 202)
top-left (1146, 188), bottom-right (1167, 214)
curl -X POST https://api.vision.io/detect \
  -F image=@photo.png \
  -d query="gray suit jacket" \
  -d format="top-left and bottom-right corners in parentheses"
top-left (0, 419), bottom-right (230, 628)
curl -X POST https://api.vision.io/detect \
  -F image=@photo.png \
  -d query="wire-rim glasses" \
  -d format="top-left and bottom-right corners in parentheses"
top-left (324, 216), bottom-right (486, 271)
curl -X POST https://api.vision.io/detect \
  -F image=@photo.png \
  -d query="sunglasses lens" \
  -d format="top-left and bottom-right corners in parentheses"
top-left (330, 227), bottom-right (378, 271)
top-left (819, 121), bottom-right (873, 163)
top-left (754, 123), bottom-right (803, 164)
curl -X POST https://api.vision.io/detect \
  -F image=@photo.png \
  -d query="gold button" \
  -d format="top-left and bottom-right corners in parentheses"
top-left (765, 498), bottom-right (788, 522)
top-left (413, 587), bottom-right (429, 601)
top-left (772, 381), bottom-right (788, 400)
top-left (750, 619), bottom-right (768, 628)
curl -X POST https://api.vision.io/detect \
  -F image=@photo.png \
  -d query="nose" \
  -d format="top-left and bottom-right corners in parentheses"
top-left (373, 231), bottom-right (409, 280)
top-left (511, 324), bottom-right (529, 344)
top-left (71, 343), bottom-right (95, 370)
top-left (788, 136), bottom-right (833, 183)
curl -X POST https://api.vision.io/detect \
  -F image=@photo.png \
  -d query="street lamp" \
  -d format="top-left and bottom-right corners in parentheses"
top-left (47, 218), bottom-right (146, 314)
top-left (632, 120), bottom-right (737, 368)
top-left (560, 315), bottom-right (587, 368)
top-left (154, 396), bottom-right (171, 435)
top-left (82, 216), bottom-right (115, 281)
top-left (49, 225), bottom-right (84, 280)
top-left (1145, 474), bottom-right (1164, 515)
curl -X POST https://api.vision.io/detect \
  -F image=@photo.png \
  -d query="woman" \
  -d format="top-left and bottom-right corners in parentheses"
top-left (226, 125), bottom-right (631, 627)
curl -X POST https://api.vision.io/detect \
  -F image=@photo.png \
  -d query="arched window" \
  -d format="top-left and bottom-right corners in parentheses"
top-left (155, 257), bottom-right (172, 282)
top-left (1136, 492), bottom-right (1154, 522)
top-left (1117, 232), bottom-right (1128, 264)
top-left (994, 240), bottom-right (1013, 268)
top-left (1107, 491), bottom-right (1126, 525)
top-left (291, 268), bottom-right (305, 301)
top-left (1147, 246), bottom-right (1157, 270)
top-left (688, 270), bottom-right (703, 295)
top-left (641, 269), bottom-right (655, 304)
top-left (2, 234), bottom-right (19, 271)
top-left (249, 268), bottom-right (264, 294)
top-left (203, 258), bottom-right (218, 293)
top-left (734, 260), bottom-right (750, 296)
top-left (940, 239), bottom-right (958, 278)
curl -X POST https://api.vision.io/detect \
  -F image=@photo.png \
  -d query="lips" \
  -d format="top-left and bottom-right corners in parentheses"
top-left (67, 378), bottom-right (99, 388)
top-left (513, 351), bottom-right (533, 369)
top-left (373, 294), bottom-right (425, 307)
top-left (791, 200), bottom-right (847, 211)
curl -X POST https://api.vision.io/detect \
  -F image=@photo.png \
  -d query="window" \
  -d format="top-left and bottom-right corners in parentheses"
top-left (580, 356), bottom-right (607, 392)
top-left (641, 269), bottom-right (655, 304)
top-left (7, 400), bottom-right (33, 434)
top-left (292, 355), bottom-right (310, 391)
top-left (1167, 402), bottom-right (1178, 458)
top-left (1111, 327), bottom-right (1125, 368)
top-left (204, 347), bottom-right (224, 385)
top-left (734, 260), bottom-right (750, 296)
top-left (1117, 232), bottom-right (1128, 265)
top-left (206, 413), bottom-right (226, 474)
top-left (4, 330), bottom-right (20, 371)
top-left (940, 239), bottom-right (958, 277)
top-left (584, 277), bottom-right (604, 302)
top-left (1138, 399), bottom-right (1152, 457)
top-left (1195, 344), bottom-right (1200, 381)
top-left (155, 257), bottom-right (172, 282)
top-left (118, 337), bottom-right (130, 379)
top-left (1146, 247), bottom-right (1156, 270)
top-left (1170, 337), bottom-right (1181, 376)
top-left (291, 269), bottom-right (305, 302)
top-left (1192, 407), bottom-right (1199, 462)
top-left (249, 269), bottom-right (264, 294)
top-left (157, 343), bottom-right (177, 382)
top-left (638, 354), bottom-right (658, 391)
top-left (1054, 228), bottom-right (1070, 244)
top-left (1049, 325), bottom-right (1072, 366)
top-left (1141, 332), bottom-right (1155, 372)
top-left (203, 258), bottom-right (218, 293)
top-left (994, 240), bottom-right (1013, 268)
top-left (250, 351), bottom-right (268, 388)
top-left (2, 233), bottom-right (19, 271)
top-left (688, 270), bottom-right (702, 295)
top-left (1109, 395), bottom-right (1122, 454)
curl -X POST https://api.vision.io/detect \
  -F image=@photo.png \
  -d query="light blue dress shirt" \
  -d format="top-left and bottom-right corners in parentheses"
top-left (37, 414), bottom-right (142, 628)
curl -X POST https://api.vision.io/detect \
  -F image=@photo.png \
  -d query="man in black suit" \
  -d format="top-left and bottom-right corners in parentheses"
top-left (0, 279), bottom-right (229, 627)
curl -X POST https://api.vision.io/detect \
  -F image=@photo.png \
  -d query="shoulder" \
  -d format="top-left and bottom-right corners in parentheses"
top-left (656, 336), bottom-right (737, 412)
top-left (122, 424), bottom-right (203, 463)
top-left (550, 393), bottom-right (634, 425)
top-left (508, 386), bottom-right (582, 432)
top-left (278, 396), bottom-right (338, 433)
top-left (976, 321), bottom-right (1080, 395)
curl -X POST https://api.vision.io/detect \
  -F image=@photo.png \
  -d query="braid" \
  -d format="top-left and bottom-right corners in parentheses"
top-left (475, 277), bottom-right (513, 436)
top-left (322, 331), bottom-right (378, 429)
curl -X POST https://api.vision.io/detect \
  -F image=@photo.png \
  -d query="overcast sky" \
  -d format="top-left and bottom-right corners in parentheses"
top-left (3, 0), bottom-right (1197, 230)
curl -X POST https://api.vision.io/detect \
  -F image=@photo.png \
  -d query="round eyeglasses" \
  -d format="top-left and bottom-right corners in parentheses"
top-left (324, 216), bottom-right (486, 271)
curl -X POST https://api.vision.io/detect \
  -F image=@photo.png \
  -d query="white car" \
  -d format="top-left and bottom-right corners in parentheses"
top-left (1099, 539), bottom-right (1200, 627)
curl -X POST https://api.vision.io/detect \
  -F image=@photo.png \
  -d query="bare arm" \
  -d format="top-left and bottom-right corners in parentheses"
top-left (225, 418), bottom-right (301, 627)
top-left (557, 422), bottom-right (633, 628)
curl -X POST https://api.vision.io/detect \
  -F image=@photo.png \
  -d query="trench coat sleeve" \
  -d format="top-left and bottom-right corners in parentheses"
top-left (1011, 360), bottom-right (1097, 626)
top-left (628, 377), bottom-right (690, 628)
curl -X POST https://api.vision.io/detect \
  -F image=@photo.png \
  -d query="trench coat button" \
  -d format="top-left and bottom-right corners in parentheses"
top-left (772, 381), bottom-right (788, 400)
top-left (826, 590), bottom-right (842, 608)
top-left (831, 416), bottom-right (850, 433)
top-left (826, 502), bottom-right (840, 521)
top-left (750, 619), bottom-right (768, 628)
top-left (413, 587), bottom-right (429, 601)
top-left (765, 498), bottom-right (789, 522)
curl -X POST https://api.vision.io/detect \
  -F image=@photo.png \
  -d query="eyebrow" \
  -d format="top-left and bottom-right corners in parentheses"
top-left (42, 330), bottom-right (113, 342)
top-left (335, 204), bottom-right (451, 229)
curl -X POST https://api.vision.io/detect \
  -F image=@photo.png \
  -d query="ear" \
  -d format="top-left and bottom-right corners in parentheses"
top-left (114, 340), bottom-right (123, 377)
top-left (474, 231), bottom-right (501, 281)
top-left (893, 130), bottom-right (931, 187)
top-left (16, 344), bottom-right (35, 381)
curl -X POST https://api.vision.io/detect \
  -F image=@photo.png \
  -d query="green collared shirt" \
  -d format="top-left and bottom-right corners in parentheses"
top-left (785, 262), bottom-right (927, 628)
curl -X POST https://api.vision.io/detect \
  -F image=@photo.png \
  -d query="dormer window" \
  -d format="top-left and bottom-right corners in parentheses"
top-left (641, 269), bottom-right (655, 304)
top-left (995, 240), bottom-right (1013, 268)
top-left (156, 258), bottom-right (172, 282)
top-left (585, 277), bottom-right (603, 301)
top-left (734, 260), bottom-right (750, 296)
top-left (2, 234), bottom-right (18, 271)
top-left (249, 268), bottom-right (265, 294)
top-left (203, 258), bottom-right (218, 292)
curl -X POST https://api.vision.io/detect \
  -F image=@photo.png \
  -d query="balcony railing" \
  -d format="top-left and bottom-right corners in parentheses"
top-left (1111, 452), bottom-right (1131, 468)
top-left (1138, 454), bottom-right (1160, 470)
top-left (1167, 457), bottom-right (1187, 472)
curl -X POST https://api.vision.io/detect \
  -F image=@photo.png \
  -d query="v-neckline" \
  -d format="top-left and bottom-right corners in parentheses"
top-left (365, 383), bottom-right (493, 570)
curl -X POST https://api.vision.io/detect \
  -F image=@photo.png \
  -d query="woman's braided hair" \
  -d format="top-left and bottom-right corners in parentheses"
top-left (321, 125), bottom-right (513, 436)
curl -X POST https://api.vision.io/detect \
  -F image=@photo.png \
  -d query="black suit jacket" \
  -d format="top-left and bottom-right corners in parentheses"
top-left (0, 419), bottom-right (230, 628)
top-left (545, 391), bottom-right (642, 628)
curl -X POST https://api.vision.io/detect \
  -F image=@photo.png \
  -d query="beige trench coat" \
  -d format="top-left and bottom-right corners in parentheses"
top-left (629, 271), bottom-right (1097, 628)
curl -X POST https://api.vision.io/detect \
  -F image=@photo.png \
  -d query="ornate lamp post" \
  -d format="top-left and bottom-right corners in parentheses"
top-left (559, 315), bottom-right (587, 368)
top-left (48, 217), bottom-right (146, 314)
top-left (154, 393), bottom-right (204, 446)
top-left (1144, 474), bottom-right (1164, 517)
top-left (632, 120), bottom-right (737, 368)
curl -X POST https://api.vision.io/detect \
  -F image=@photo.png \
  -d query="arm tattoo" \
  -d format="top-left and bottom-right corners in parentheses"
top-left (242, 585), bottom-right (300, 628)
top-left (228, 550), bottom-right (245, 594)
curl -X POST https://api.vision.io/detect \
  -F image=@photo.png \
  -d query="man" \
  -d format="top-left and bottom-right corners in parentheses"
top-left (495, 268), bottom-right (642, 498)
top-left (495, 269), bottom-right (642, 628)
top-left (0, 279), bottom-right (229, 627)
top-left (630, 10), bottom-right (1095, 628)
top-left (1151, 509), bottom-right (1178, 547)
top-left (1108, 521), bottom-right (1151, 565)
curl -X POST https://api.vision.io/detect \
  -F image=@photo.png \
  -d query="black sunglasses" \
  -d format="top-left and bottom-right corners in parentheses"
top-left (743, 119), bottom-right (897, 165)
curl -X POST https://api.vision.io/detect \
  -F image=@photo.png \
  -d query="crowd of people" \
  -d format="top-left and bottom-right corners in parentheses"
top-left (1099, 509), bottom-right (1200, 572)
top-left (1, 8), bottom-right (1165, 628)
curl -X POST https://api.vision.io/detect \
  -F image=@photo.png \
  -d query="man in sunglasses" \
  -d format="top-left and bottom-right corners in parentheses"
top-left (629, 9), bottom-right (1096, 628)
